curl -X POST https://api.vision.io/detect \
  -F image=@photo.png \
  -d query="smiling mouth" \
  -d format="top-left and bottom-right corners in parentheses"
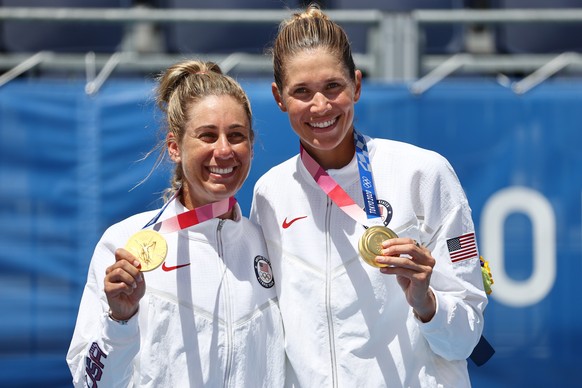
top-left (208, 166), bottom-right (235, 175)
top-left (308, 118), bottom-right (337, 129)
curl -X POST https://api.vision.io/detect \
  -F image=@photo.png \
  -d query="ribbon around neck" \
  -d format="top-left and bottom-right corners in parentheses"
top-left (143, 191), bottom-right (237, 233)
top-left (300, 129), bottom-right (382, 227)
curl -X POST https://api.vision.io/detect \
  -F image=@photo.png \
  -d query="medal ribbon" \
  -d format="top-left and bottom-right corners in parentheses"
top-left (300, 129), bottom-right (382, 227)
top-left (353, 130), bottom-right (381, 220)
top-left (143, 192), bottom-right (237, 233)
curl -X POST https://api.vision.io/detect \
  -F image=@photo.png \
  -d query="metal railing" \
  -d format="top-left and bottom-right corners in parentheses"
top-left (411, 9), bottom-right (582, 94)
top-left (0, 7), bottom-right (383, 93)
top-left (1, 7), bottom-right (582, 93)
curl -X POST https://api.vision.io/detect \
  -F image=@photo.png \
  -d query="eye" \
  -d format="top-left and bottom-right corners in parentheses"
top-left (228, 131), bottom-right (248, 144)
top-left (290, 87), bottom-right (313, 102)
top-left (198, 132), bottom-right (218, 143)
top-left (324, 81), bottom-right (345, 99)
top-left (292, 87), bottom-right (308, 95)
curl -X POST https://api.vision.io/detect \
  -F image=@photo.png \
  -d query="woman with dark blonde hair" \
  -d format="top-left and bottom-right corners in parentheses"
top-left (67, 60), bottom-right (285, 387)
top-left (251, 4), bottom-right (487, 387)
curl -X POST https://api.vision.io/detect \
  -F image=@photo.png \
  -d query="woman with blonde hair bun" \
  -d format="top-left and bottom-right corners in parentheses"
top-left (67, 59), bottom-right (285, 387)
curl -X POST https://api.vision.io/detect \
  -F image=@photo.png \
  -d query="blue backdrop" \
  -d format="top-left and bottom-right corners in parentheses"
top-left (0, 77), bottom-right (580, 387)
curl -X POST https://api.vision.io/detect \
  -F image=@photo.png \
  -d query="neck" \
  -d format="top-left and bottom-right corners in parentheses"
top-left (217, 208), bottom-right (235, 220)
top-left (179, 187), bottom-right (195, 210)
top-left (303, 130), bottom-right (355, 170)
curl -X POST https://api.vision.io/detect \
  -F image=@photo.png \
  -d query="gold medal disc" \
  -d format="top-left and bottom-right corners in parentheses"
top-left (358, 225), bottom-right (398, 268)
top-left (125, 230), bottom-right (168, 272)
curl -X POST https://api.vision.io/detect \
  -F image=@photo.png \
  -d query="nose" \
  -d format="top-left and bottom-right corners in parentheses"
top-left (214, 135), bottom-right (234, 159)
top-left (311, 92), bottom-right (331, 115)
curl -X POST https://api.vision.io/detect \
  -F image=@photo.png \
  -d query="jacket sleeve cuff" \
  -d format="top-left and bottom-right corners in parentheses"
top-left (414, 287), bottom-right (447, 331)
top-left (102, 311), bottom-right (139, 345)
top-left (414, 289), bottom-right (480, 360)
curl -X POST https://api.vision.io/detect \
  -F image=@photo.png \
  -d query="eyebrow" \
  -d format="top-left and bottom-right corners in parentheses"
top-left (193, 123), bottom-right (249, 131)
top-left (289, 77), bottom-right (344, 88)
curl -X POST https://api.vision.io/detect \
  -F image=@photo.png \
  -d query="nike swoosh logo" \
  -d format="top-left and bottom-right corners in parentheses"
top-left (162, 262), bottom-right (191, 272)
top-left (282, 216), bottom-right (307, 229)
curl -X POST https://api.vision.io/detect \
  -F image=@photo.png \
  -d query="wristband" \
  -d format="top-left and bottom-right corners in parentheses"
top-left (108, 310), bottom-right (131, 325)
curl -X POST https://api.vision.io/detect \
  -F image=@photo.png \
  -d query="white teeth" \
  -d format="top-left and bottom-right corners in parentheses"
top-left (309, 118), bottom-right (336, 128)
top-left (209, 166), bottom-right (234, 174)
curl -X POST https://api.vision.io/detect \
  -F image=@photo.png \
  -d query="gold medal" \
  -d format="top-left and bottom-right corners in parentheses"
top-left (125, 230), bottom-right (168, 272)
top-left (358, 225), bottom-right (398, 268)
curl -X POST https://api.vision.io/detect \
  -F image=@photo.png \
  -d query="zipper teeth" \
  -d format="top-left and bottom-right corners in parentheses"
top-left (217, 220), bottom-right (234, 388)
top-left (325, 198), bottom-right (338, 388)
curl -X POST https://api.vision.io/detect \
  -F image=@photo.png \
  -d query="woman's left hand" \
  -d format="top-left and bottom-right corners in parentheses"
top-left (375, 238), bottom-right (436, 322)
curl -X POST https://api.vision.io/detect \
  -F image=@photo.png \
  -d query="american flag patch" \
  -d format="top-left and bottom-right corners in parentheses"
top-left (446, 233), bottom-right (478, 263)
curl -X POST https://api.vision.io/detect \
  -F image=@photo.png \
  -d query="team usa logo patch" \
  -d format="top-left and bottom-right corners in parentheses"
top-left (254, 255), bottom-right (274, 288)
top-left (377, 199), bottom-right (394, 227)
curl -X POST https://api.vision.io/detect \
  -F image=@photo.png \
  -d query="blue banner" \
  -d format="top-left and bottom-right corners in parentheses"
top-left (0, 78), bottom-right (580, 387)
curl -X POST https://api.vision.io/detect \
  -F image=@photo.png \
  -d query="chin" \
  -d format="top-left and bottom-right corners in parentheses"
top-left (210, 186), bottom-right (240, 199)
top-left (310, 138), bottom-right (344, 151)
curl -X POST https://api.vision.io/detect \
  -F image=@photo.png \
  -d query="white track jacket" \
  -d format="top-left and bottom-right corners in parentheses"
top-left (67, 199), bottom-right (285, 387)
top-left (251, 137), bottom-right (487, 388)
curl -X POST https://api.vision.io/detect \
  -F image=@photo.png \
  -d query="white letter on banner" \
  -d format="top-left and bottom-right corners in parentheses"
top-left (481, 186), bottom-right (556, 307)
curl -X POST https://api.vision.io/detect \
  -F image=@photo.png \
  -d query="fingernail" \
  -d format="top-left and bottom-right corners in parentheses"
top-left (133, 260), bottom-right (141, 269)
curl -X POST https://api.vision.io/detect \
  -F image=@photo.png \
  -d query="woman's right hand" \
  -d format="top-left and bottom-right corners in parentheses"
top-left (104, 248), bottom-right (146, 321)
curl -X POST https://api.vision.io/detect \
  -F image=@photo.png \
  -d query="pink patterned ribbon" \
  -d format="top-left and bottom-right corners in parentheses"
top-left (144, 194), bottom-right (237, 233)
top-left (300, 144), bottom-right (381, 227)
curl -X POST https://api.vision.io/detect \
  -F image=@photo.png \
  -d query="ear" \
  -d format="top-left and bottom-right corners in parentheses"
top-left (167, 132), bottom-right (181, 163)
top-left (272, 82), bottom-right (287, 112)
top-left (353, 70), bottom-right (363, 103)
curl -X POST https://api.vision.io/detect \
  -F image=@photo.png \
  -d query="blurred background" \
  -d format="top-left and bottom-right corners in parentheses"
top-left (0, 1), bottom-right (581, 387)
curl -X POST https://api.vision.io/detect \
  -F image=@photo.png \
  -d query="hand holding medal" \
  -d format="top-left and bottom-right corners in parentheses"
top-left (105, 178), bottom-right (238, 325)
top-left (104, 246), bottom-right (148, 323)
top-left (358, 226), bottom-right (398, 268)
